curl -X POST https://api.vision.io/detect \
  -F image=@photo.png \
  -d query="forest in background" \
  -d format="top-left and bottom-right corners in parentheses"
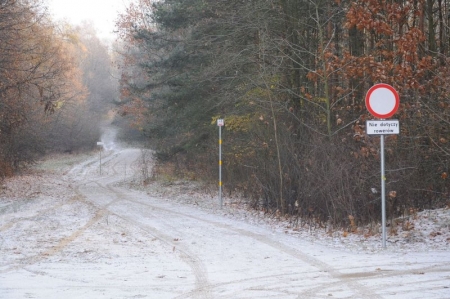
top-left (0, 0), bottom-right (119, 177)
top-left (116, 0), bottom-right (450, 227)
top-left (2, 0), bottom-right (450, 228)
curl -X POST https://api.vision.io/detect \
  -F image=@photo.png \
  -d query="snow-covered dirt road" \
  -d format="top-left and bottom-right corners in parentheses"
top-left (0, 148), bottom-right (449, 298)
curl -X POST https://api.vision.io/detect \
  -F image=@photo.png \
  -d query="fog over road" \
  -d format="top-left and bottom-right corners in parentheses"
top-left (0, 149), bottom-right (449, 298)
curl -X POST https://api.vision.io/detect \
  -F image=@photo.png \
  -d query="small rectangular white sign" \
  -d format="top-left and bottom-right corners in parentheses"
top-left (366, 120), bottom-right (400, 135)
top-left (217, 119), bottom-right (224, 127)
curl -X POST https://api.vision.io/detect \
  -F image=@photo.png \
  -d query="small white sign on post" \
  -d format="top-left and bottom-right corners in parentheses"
top-left (366, 120), bottom-right (400, 135)
top-left (217, 119), bottom-right (224, 127)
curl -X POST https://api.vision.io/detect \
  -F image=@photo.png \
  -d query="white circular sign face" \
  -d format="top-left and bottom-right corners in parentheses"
top-left (365, 84), bottom-right (399, 118)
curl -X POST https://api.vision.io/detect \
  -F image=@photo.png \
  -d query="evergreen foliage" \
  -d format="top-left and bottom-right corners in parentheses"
top-left (118, 0), bottom-right (450, 226)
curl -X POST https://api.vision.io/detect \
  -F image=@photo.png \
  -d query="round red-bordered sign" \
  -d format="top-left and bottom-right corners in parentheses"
top-left (365, 83), bottom-right (399, 119)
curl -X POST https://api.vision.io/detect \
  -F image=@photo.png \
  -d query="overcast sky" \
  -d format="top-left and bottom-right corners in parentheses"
top-left (46, 0), bottom-right (130, 41)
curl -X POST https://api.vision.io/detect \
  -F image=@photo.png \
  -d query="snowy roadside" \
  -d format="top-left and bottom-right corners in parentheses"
top-left (0, 153), bottom-right (86, 216)
top-left (1, 150), bottom-right (449, 256)
top-left (0, 149), bottom-right (449, 299)
top-left (127, 170), bottom-right (450, 254)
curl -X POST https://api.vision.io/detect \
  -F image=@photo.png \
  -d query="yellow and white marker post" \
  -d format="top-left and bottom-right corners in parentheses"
top-left (217, 119), bottom-right (224, 208)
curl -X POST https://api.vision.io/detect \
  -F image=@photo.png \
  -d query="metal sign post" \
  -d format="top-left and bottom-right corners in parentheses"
top-left (97, 142), bottom-right (104, 175)
top-left (380, 134), bottom-right (386, 248)
top-left (366, 119), bottom-right (400, 248)
top-left (217, 119), bottom-right (224, 208)
top-left (365, 84), bottom-right (400, 249)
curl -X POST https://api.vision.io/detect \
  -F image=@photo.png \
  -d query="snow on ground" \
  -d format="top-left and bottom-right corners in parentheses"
top-left (137, 175), bottom-right (450, 254)
top-left (0, 148), bottom-right (449, 299)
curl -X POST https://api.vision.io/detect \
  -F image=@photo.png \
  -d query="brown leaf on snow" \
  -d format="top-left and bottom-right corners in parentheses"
top-left (430, 231), bottom-right (442, 237)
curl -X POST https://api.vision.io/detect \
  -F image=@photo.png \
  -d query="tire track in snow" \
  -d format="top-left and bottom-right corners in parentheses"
top-left (112, 196), bottom-right (379, 298)
top-left (0, 195), bottom-right (80, 233)
top-left (3, 148), bottom-right (447, 298)
top-left (0, 195), bottom-right (104, 273)
top-left (0, 150), bottom-right (123, 274)
top-left (70, 149), bottom-right (212, 299)
top-left (94, 186), bottom-right (212, 299)
top-left (122, 198), bottom-right (449, 299)
top-left (0, 173), bottom-right (96, 273)
top-left (111, 212), bottom-right (212, 299)
top-left (129, 199), bottom-right (450, 298)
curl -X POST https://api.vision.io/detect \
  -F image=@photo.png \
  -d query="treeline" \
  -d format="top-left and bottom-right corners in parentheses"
top-left (117, 0), bottom-right (450, 226)
top-left (0, 0), bottom-right (118, 178)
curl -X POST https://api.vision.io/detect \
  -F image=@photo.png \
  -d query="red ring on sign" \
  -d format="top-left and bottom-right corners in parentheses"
top-left (365, 83), bottom-right (400, 119)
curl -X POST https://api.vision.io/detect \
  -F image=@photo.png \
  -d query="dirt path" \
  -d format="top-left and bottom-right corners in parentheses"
top-left (0, 149), bottom-right (449, 298)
